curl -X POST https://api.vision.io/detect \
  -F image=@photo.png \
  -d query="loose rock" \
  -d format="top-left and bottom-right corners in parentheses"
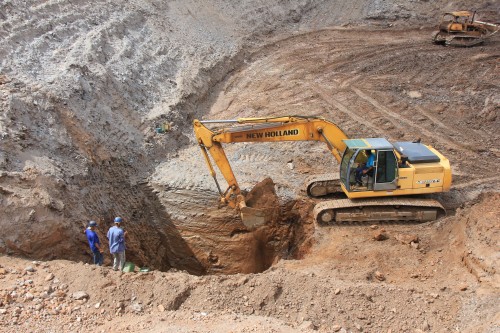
top-left (72, 291), bottom-right (89, 300)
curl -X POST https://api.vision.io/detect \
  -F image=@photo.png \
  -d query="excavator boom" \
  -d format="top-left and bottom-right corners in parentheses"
top-left (195, 116), bottom-right (347, 161)
top-left (194, 116), bottom-right (348, 228)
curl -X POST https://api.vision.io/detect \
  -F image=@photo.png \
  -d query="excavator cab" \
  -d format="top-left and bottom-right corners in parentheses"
top-left (340, 139), bottom-right (398, 194)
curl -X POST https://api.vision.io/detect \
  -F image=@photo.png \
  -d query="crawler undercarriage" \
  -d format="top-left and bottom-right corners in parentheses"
top-left (306, 174), bottom-right (446, 224)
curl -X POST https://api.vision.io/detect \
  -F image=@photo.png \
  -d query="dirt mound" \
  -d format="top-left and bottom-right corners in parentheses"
top-left (450, 193), bottom-right (499, 288)
top-left (245, 177), bottom-right (280, 209)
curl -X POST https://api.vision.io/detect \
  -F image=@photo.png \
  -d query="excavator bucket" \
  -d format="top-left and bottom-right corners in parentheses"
top-left (238, 201), bottom-right (275, 229)
top-left (240, 206), bottom-right (267, 229)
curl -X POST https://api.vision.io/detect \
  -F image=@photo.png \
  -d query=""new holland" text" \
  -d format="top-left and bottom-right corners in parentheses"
top-left (246, 129), bottom-right (299, 139)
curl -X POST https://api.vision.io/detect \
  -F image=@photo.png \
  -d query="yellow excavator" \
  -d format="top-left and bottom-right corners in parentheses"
top-left (193, 116), bottom-right (451, 228)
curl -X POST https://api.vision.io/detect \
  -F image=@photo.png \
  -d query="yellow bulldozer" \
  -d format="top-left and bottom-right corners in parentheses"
top-left (193, 116), bottom-right (452, 229)
top-left (432, 11), bottom-right (499, 47)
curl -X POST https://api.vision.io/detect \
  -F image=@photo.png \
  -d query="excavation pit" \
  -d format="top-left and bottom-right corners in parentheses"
top-left (156, 177), bottom-right (315, 275)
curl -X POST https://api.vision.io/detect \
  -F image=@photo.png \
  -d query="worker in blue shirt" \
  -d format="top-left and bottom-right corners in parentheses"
top-left (107, 217), bottom-right (127, 271)
top-left (85, 221), bottom-right (103, 265)
top-left (364, 150), bottom-right (375, 176)
top-left (355, 150), bottom-right (375, 186)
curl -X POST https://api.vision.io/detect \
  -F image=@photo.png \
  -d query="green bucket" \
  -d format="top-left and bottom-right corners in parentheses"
top-left (122, 262), bottom-right (135, 272)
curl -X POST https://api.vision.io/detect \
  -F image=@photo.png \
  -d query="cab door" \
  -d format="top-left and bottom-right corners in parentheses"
top-left (373, 150), bottom-right (398, 191)
top-left (339, 148), bottom-right (357, 190)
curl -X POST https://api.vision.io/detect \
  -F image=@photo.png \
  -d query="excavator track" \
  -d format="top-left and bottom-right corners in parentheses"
top-left (314, 197), bottom-right (446, 225)
top-left (305, 173), bottom-right (341, 197)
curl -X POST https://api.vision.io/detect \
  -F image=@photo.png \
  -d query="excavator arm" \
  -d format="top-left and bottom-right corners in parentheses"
top-left (193, 116), bottom-right (348, 226)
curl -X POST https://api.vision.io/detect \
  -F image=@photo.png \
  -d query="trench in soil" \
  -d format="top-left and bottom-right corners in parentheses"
top-left (72, 158), bottom-right (314, 275)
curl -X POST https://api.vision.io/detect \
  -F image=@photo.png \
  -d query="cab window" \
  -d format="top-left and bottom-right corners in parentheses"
top-left (376, 150), bottom-right (397, 183)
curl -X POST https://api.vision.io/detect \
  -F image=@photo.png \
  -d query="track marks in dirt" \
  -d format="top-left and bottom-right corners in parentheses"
top-left (313, 84), bottom-right (380, 134)
top-left (413, 105), bottom-right (454, 134)
top-left (208, 28), bottom-right (499, 195)
top-left (452, 176), bottom-right (500, 189)
top-left (352, 87), bottom-right (467, 149)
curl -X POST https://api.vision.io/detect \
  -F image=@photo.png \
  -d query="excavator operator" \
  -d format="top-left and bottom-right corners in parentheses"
top-left (355, 150), bottom-right (375, 186)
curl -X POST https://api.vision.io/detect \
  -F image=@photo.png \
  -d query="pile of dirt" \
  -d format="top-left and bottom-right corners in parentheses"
top-left (245, 177), bottom-right (280, 209)
top-left (443, 193), bottom-right (499, 288)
